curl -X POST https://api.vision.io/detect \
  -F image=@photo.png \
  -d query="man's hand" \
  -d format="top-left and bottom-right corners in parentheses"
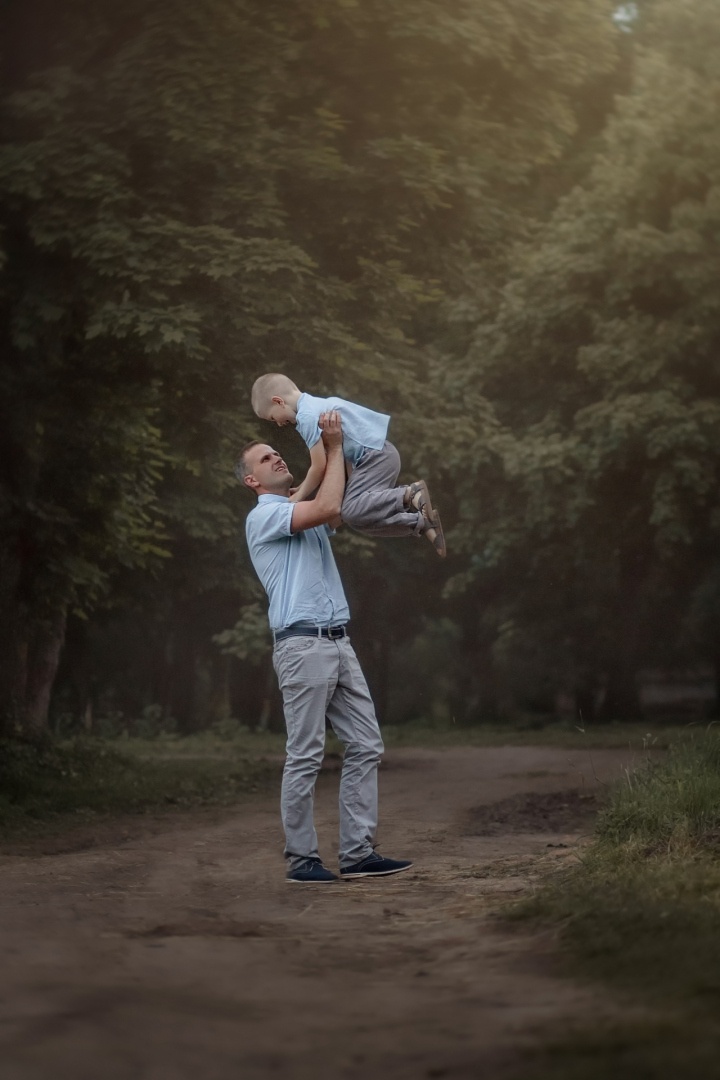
top-left (319, 410), bottom-right (343, 450)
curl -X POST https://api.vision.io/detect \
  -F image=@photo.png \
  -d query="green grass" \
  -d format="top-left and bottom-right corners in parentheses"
top-left (596, 731), bottom-right (720, 845)
top-left (379, 718), bottom-right (695, 750)
top-left (510, 729), bottom-right (720, 1080)
top-left (0, 737), bottom-right (281, 835)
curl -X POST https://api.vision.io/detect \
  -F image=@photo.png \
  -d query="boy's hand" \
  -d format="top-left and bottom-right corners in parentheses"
top-left (319, 410), bottom-right (343, 450)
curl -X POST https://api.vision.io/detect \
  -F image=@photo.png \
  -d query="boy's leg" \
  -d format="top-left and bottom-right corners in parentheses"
top-left (325, 637), bottom-right (385, 868)
top-left (273, 637), bottom-right (339, 869)
top-left (341, 441), bottom-right (424, 537)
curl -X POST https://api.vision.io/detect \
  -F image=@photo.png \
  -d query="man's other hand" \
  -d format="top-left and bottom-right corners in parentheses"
top-left (319, 410), bottom-right (343, 449)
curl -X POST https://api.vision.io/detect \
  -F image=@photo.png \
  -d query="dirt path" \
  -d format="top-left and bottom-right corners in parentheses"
top-left (0, 745), bottom-right (643, 1080)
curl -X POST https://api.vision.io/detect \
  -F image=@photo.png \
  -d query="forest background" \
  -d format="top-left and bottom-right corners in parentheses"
top-left (2, 0), bottom-right (720, 742)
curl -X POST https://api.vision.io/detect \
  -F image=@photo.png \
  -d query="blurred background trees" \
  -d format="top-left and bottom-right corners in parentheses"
top-left (1, 0), bottom-right (718, 738)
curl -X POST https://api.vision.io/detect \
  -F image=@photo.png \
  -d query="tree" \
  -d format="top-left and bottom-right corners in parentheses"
top-left (449, 0), bottom-right (720, 717)
top-left (0, 0), bottom-right (620, 735)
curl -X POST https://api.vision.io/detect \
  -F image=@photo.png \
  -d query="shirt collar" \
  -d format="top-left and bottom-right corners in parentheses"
top-left (257, 493), bottom-right (290, 504)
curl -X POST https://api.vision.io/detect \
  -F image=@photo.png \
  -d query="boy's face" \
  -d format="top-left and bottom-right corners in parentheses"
top-left (265, 397), bottom-right (296, 426)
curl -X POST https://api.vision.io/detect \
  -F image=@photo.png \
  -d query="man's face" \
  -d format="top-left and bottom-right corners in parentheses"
top-left (244, 444), bottom-right (294, 495)
top-left (265, 398), bottom-right (296, 427)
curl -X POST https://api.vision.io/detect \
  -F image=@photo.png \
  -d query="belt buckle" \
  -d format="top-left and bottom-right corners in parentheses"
top-left (327, 625), bottom-right (344, 640)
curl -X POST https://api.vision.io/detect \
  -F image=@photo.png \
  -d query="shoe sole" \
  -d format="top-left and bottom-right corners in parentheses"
top-left (340, 863), bottom-right (414, 879)
top-left (427, 509), bottom-right (446, 558)
top-left (286, 877), bottom-right (338, 883)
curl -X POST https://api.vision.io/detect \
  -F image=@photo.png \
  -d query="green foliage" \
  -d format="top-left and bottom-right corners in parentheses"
top-left (0, 736), bottom-right (280, 828)
top-left (440, 0), bottom-right (720, 715)
top-left (0, 0), bottom-right (622, 734)
top-left (213, 603), bottom-right (270, 664)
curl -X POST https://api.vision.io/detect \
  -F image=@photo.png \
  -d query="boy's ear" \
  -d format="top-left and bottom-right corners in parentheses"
top-left (271, 395), bottom-right (285, 406)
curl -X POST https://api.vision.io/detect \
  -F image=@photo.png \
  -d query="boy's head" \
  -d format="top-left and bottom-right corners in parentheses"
top-left (251, 373), bottom-right (301, 426)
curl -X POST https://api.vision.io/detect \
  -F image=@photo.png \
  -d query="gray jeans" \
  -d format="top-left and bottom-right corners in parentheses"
top-left (341, 441), bottom-right (424, 538)
top-left (273, 634), bottom-right (385, 869)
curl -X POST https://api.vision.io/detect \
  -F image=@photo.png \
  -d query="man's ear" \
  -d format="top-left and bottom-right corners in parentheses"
top-left (244, 473), bottom-right (259, 492)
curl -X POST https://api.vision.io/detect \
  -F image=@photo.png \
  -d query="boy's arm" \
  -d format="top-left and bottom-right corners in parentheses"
top-left (288, 438), bottom-right (327, 503)
top-left (290, 413), bottom-right (345, 532)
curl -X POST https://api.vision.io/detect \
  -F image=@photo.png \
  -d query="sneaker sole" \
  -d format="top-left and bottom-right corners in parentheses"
top-left (340, 863), bottom-right (413, 879)
top-left (286, 877), bottom-right (338, 883)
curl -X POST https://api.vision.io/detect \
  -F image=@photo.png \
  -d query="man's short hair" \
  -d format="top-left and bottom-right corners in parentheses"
top-left (251, 373), bottom-right (299, 417)
top-left (234, 440), bottom-right (262, 484)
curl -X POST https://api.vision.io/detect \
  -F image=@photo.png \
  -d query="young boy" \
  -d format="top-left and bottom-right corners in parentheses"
top-left (250, 373), bottom-right (445, 556)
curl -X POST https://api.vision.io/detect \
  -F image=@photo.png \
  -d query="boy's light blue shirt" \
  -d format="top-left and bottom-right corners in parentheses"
top-left (245, 494), bottom-right (350, 630)
top-left (295, 392), bottom-right (390, 466)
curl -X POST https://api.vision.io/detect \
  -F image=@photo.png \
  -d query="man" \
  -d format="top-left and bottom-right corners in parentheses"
top-left (236, 411), bottom-right (412, 883)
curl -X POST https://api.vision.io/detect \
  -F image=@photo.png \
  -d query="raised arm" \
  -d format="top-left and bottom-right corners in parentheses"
top-left (288, 437), bottom-right (327, 503)
top-left (290, 412), bottom-right (345, 533)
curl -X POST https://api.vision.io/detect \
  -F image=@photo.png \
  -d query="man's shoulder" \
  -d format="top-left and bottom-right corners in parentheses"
top-left (245, 498), bottom-right (293, 545)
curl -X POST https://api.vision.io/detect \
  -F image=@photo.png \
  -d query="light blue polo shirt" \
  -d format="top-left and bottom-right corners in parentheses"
top-left (245, 494), bottom-right (350, 630)
top-left (295, 392), bottom-right (390, 467)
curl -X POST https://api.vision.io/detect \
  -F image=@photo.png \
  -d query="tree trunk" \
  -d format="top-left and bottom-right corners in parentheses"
top-left (0, 547), bottom-right (26, 736)
top-left (170, 625), bottom-right (197, 733)
top-left (24, 610), bottom-right (67, 738)
top-left (599, 555), bottom-right (646, 722)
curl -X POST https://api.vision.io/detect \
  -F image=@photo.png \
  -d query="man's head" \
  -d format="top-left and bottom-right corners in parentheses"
top-left (251, 373), bottom-right (301, 426)
top-left (234, 440), bottom-right (294, 496)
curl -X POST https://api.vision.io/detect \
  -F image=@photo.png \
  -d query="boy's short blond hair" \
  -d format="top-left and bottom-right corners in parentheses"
top-left (251, 373), bottom-right (299, 418)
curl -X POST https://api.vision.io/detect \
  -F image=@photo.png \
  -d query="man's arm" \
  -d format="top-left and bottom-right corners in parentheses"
top-left (288, 438), bottom-right (327, 503)
top-left (290, 412), bottom-right (344, 533)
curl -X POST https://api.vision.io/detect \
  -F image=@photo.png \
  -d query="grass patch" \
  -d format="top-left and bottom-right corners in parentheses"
top-left (597, 732), bottom-right (720, 846)
top-left (510, 729), bottom-right (720, 1079)
top-left (379, 719), bottom-right (694, 750)
top-left (0, 737), bottom-right (281, 835)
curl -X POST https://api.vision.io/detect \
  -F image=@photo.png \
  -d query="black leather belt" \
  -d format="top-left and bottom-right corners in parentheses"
top-left (273, 624), bottom-right (348, 644)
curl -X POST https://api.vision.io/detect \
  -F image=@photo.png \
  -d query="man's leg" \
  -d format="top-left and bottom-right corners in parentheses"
top-left (273, 637), bottom-right (338, 870)
top-left (341, 442), bottom-right (424, 538)
top-left (325, 638), bottom-right (385, 868)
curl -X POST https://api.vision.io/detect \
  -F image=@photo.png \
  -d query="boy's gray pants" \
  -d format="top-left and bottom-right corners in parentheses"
top-left (273, 634), bottom-right (385, 870)
top-left (341, 441), bottom-right (424, 537)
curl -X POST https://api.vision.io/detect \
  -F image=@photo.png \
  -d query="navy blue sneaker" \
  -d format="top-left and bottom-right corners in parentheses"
top-left (340, 852), bottom-right (413, 879)
top-left (287, 858), bottom-right (338, 883)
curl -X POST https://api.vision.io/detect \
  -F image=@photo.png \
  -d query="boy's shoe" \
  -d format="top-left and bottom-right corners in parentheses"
top-left (287, 858), bottom-right (338, 883)
top-left (340, 852), bottom-right (413, 879)
top-left (404, 479), bottom-right (433, 515)
top-left (405, 481), bottom-right (446, 557)
top-left (423, 508), bottom-right (446, 558)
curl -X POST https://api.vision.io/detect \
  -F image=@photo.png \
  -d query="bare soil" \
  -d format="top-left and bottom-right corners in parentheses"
top-left (0, 744), bottom-right (644, 1079)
